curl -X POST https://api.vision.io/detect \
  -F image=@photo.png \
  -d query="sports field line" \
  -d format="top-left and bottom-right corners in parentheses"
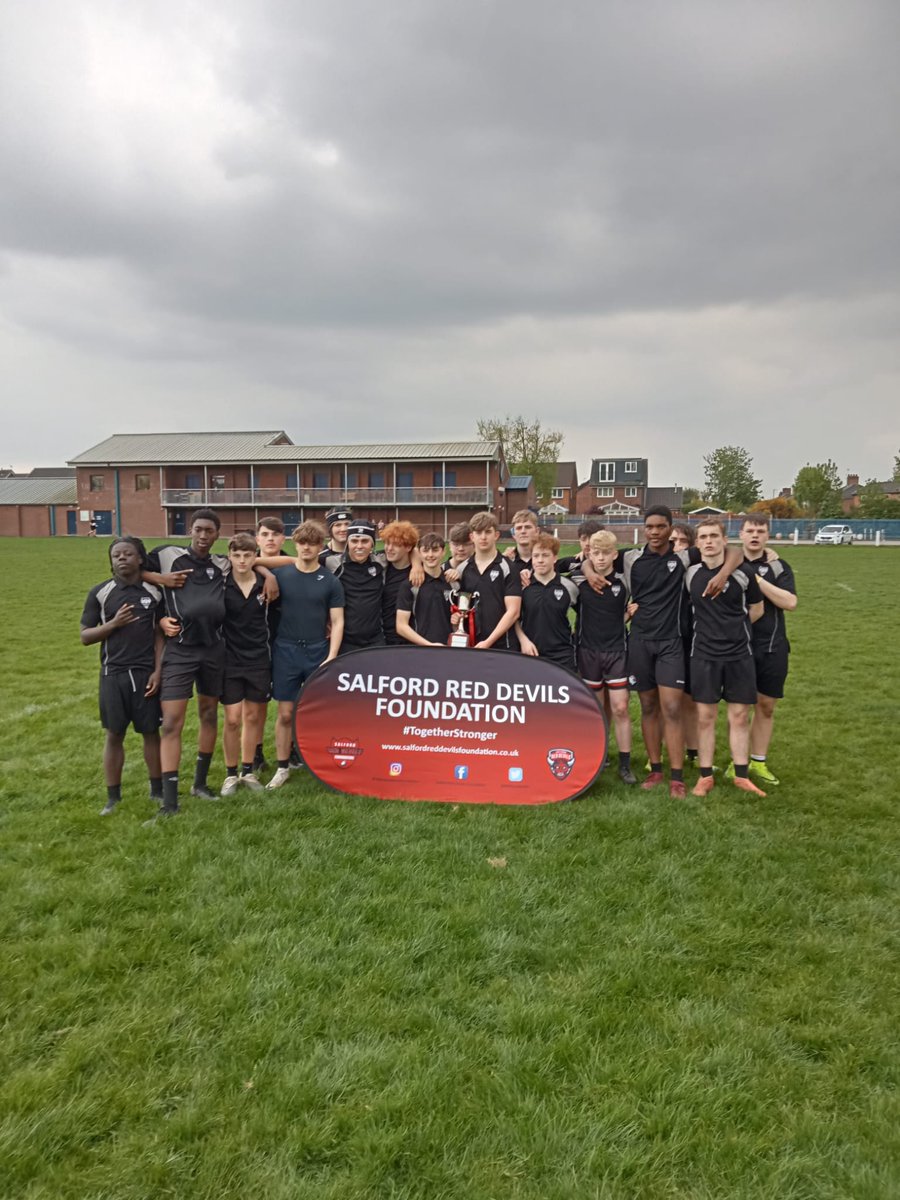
top-left (835, 582), bottom-right (855, 592)
top-left (6, 692), bottom-right (93, 721)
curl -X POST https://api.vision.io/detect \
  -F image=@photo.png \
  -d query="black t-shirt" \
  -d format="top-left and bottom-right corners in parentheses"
top-left (382, 562), bottom-right (412, 645)
top-left (328, 556), bottom-right (384, 646)
top-left (741, 556), bottom-right (795, 653)
top-left (557, 553), bottom-right (585, 575)
top-left (273, 564), bottom-right (344, 644)
top-left (223, 574), bottom-right (272, 668)
top-left (570, 567), bottom-right (629, 651)
top-left (519, 573), bottom-right (578, 661)
top-left (621, 544), bottom-right (700, 641)
top-left (459, 553), bottom-right (522, 648)
top-left (686, 563), bottom-right (762, 660)
top-left (81, 578), bottom-right (163, 674)
top-left (396, 573), bottom-right (454, 645)
top-left (146, 545), bottom-right (230, 648)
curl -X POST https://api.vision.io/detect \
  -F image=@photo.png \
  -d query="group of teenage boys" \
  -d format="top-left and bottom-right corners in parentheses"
top-left (81, 501), bottom-right (795, 817)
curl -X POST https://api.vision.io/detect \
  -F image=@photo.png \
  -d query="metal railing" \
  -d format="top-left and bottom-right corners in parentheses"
top-left (160, 487), bottom-right (493, 508)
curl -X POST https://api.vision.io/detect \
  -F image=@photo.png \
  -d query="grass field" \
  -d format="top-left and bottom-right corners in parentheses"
top-left (1, 538), bottom-right (898, 1199)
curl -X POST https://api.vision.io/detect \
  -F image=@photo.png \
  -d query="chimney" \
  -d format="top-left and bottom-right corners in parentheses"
top-left (846, 473), bottom-right (859, 488)
top-left (780, 487), bottom-right (792, 498)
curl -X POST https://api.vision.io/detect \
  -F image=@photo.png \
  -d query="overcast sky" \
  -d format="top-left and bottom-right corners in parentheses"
top-left (2, 0), bottom-right (898, 492)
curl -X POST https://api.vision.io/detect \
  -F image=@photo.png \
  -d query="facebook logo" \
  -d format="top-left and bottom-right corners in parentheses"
top-left (454, 765), bottom-right (469, 781)
top-left (508, 767), bottom-right (524, 782)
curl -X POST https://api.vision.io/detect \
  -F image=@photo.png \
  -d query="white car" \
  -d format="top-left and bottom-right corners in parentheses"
top-left (814, 524), bottom-right (853, 545)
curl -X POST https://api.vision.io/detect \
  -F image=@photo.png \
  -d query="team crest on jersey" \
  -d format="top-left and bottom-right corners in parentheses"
top-left (490, 570), bottom-right (500, 581)
top-left (759, 566), bottom-right (769, 576)
top-left (327, 739), bottom-right (363, 768)
top-left (368, 566), bottom-right (378, 576)
top-left (206, 567), bottom-right (215, 579)
top-left (611, 584), bottom-right (622, 597)
top-left (140, 595), bottom-right (152, 608)
top-left (722, 580), bottom-right (730, 592)
top-left (547, 747), bottom-right (575, 780)
top-left (667, 560), bottom-right (677, 573)
top-left (554, 588), bottom-right (564, 600)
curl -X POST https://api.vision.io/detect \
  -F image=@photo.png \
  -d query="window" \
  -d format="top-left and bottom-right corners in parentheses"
top-left (596, 487), bottom-right (614, 498)
top-left (397, 470), bottom-right (414, 499)
top-left (135, 474), bottom-right (150, 491)
top-left (345, 470), bottom-right (358, 489)
top-left (369, 470), bottom-right (386, 489)
top-left (625, 487), bottom-right (638, 498)
top-left (211, 475), bottom-right (225, 491)
top-left (90, 475), bottom-right (104, 491)
top-left (597, 462), bottom-right (615, 482)
top-left (551, 488), bottom-right (564, 499)
top-left (625, 461), bottom-right (638, 473)
top-left (312, 471), bottom-right (329, 489)
top-left (433, 469), bottom-right (457, 488)
top-left (185, 473), bottom-right (201, 490)
top-left (285, 470), bottom-right (298, 489)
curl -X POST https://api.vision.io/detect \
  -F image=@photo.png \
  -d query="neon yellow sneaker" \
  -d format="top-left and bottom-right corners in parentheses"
top-left (724, 762), bottom-right (736, 781)
top-left (749, 759), bottom-right (780, 786)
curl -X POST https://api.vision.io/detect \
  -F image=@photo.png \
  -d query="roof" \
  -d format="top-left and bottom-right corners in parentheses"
top-left (688, 505), bottom-right (726, 515)
top-left (70, 433), bottom-right (502, 465)
top-left (587, 457), bottom-right (648, 485)
top-left (842, 479), bottom-right (900, 499)
top-left (554, 460), bottom-right (578, 485)
top-left (28, 467), bottom-right (76, 478)
top-left (505, 475), bottom-right (533, 489)
top-left (0, 477), bottom-right (77, 505)
top-left (646, 486), bottom-right (684, 511)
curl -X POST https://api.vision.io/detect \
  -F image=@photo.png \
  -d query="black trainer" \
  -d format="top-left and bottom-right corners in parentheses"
top-left (289, 748), bottom-right (304, 770)
top-left (618, 765), bottom-right (638, 786)
top-left (143, 804), bottom-right (180, 826)
top-left (100, 798), bottom-right (120, 816)
top-left (190, 784), bottom-right (217, 800)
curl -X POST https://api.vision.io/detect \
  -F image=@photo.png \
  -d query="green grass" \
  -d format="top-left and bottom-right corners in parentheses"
top-left (1, 539), bottom-right (898, 1198)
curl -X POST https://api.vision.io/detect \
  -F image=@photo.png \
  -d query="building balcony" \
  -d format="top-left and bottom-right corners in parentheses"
top-left (160, 487), bottom-right (493, 508)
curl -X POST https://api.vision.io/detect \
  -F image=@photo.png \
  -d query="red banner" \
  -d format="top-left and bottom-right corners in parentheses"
top-left (294, 646), bottom-right (607, 804)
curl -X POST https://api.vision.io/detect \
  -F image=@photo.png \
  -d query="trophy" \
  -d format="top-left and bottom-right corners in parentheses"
top-left (449, 590), bottom-right (479, 648)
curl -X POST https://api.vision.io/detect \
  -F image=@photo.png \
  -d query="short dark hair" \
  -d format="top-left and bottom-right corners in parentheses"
top-left (644, 505), bottom-right (672, 525)
top-left (189, 508), bottom-right (221, 531)
top-left (578, 519), bottom-right (605, 539)
top-left (672, 522), bottom-right (696, 546)
top-left (419, 532), bottom-right (446, 551)
top-left (228, 532), bottom-right (257, 553)
top-left (292, 520), bottom-right (327, 546)
top-left (108, 536), bottom-right (148, 569)
top-left (741, 512), bottom-right (770, 529)
top-left (257, 516), bottom-right (285, 534)
top-left (449, 522), bottom-right (472, 543)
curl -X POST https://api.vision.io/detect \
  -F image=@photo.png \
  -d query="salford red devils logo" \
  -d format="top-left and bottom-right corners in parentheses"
top-left (328, 739), bottom-right (363, 768)
top-left (547, 747), bottom-right (575, 780)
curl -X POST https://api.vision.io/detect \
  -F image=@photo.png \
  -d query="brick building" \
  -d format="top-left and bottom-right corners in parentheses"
top-left (575, 457), bottom-right (648, 516)
top-left (68, 432), bottom-right (509, 538)
top-left (0, 471), bottom-right (77, 537)
top-left (548, 461), bottom-right (579, 513)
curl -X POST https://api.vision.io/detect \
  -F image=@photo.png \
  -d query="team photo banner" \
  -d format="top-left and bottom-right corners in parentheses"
top-left (295, 646), bottom-right (608, 805)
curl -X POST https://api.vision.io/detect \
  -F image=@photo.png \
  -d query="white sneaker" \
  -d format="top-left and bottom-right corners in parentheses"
top-left (241, 772), bottom-right (263, 792)
top-left (266, 767), bottom-right (292, 790)
top-left (220, 774), bottom-right (241, 797)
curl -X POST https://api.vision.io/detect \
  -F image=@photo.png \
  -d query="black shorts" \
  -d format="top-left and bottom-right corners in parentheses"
top-left (221, 665), bottom-right (272, 706)
top-left (627, 636), bottom-right (685, 692)
top-left (682, 636), bottom-right (693, 696)
top-left (690, 656), bottom-right (757, 705)
top-left (160, 641), bottom-right (226, 702)
top-left (272, 639), bottom-right (328, 702)
top-left (753, 645), bottom-right (789, 699)
top-left (578, 646), bottom-right (628, 689)
top-left (99, 670), bottom-right (162, 735)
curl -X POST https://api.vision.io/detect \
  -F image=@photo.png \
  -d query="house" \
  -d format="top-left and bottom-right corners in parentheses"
top-left (501, 475), bottom-right (537, 523)
top-left (67, 432), bottom-right (509, 538)
top-left (0, 470), bottom-right (77, 537)
top-left (841, 473), bottom-right (900, 514)
top-left (646, 486), bottom-right (684, 514)
top-left (575, 457), bottom-right (648, 516)
top-left (548, 461), bottom-right (579, 513)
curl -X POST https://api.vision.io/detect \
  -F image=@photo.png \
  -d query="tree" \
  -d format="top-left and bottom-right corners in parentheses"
top-left (681, 486), bottom-right (703, 512)
top-left (893, 451), bottom-right (900, 483)
top-left (476, 416), bottom-right (564, 505)
top-left (792, 461), bottom-right (843, 517)
top-left (702, 446), bottom-right (762, 511)
top-left (857, 480), bottom-right (900, 520)
top-left (749, 496), bottom-right (802, 519)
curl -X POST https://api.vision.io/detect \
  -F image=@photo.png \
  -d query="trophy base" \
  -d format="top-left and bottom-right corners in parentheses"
top-left (449, 631), bottom-right (471, 649)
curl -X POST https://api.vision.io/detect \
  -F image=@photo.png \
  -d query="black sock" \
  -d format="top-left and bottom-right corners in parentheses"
top-left (241, 762), bottom-right (254, 776)
top-left (686, 748), bottom-right (698, 761)
top-left (194, 752), bottom-right (213, 788)
top-left (670, 768), bottom-right (683, 783)
top-left (106, 784), bottom-right (121, 803)
top-left (650, 761), bottom-right (662, 774)
top-left (149, 776), bottom-right (163, 799)
top-left (618, 751), bottom-right (631, 770)
top-left (225, 765), bottom-right (238, 778)
top-left (734, 763), bottom-right (750, 779)
top-left (162, 774), bottom-right (179, 810)
top-left (277, 758), bottom-right (290, 770)
top-left (700, 766), bottom-right (714, 778)
top-left (254, 742), bottom-right (265, 760)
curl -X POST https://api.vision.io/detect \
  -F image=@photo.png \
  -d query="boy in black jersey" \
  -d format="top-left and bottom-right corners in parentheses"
top-left (504, 509), bottom-right (539, 577)
top-left (570, 530), bottom-right (636, 784)
top-left (319, 508), bottom-right (353, 565)
top-left (220, 533), bottom-right (272, 796)
top-left (380, 520), bottom-right (420, 645)
top-left (458, 511), bottom-right (522, 650)
top-left (686, 519), bottom-right (765, 798)
top-left (81, 537), bottom-right (165, 815)
top-left (447, 522), bottom-right (474, 571)
top-left (515, 532), bottom-right (577, 668)
top-left (738, 514), bottom-right (798, 786)
top-left (322, 520), bottom-right (386, 653)
top-left (557, 519), bottom-right (605, 574)
top-left (396, 533), bottom-right (455, 645)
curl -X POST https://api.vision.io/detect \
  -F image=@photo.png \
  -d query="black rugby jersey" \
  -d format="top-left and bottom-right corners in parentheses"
top-left (519, 573), bottom-right (578, 664)
top-left (324, 554), bottom-right (384, 646)
top-left (81, 579), bottom-right (163, 674)
top-left (570, 567), bottom-right (629, 652)
top-left (459, 553), bottom-right (522, 648)
top-left (223, 574), bottom-right (271, 668)
top-left (396, 573), bottom-right (454, 645)
top-left (146, 545), bottom-right (230, 647)
top-left (620, 544), bottom-right (700, 641)
top-left (686, 563), bottom-right (762, 660)
top-left (382, 561), bottom-right (412, 645)
top-left (741, 556), bottom-right (795, 654)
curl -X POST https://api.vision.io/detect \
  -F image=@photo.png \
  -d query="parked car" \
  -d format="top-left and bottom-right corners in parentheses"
top-left (814, 524), bottom-right (853, 545)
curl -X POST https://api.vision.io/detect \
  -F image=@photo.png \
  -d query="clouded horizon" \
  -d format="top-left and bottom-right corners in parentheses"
top-left (2, 0), bottom-right (898, 493)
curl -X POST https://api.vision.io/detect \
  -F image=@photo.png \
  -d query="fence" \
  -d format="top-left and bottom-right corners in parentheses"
top-left (542, 517), bottom-right (900, 544)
